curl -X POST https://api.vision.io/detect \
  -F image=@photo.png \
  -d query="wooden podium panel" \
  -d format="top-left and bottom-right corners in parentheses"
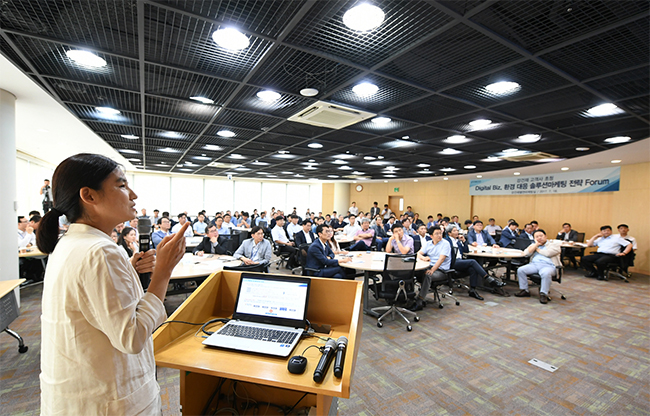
top-left (153, 271), bottom-right (363, 415)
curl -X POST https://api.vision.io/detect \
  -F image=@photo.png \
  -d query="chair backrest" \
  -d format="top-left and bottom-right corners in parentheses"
top-left (383, 254), bottom-right (417, 281)
top-left (217, 236), bottom-right (237, 255)
top-left (513, 238), bottom-right (532, 250)
top-left (224, 263), bottom-right (267, 273)
top-left (576, 232), bottom-right (585, 243)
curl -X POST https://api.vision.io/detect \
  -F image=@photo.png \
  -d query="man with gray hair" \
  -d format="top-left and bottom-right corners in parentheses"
top-left (349, 218), bottom-right (375, 251)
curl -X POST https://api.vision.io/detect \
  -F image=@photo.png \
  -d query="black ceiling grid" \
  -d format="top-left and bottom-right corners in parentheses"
top-left (0, 0), bottom-right (647, 180)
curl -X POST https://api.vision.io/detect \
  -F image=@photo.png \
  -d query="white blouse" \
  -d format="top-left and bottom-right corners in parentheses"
top-left (40, 223), bottom-right (166, 415)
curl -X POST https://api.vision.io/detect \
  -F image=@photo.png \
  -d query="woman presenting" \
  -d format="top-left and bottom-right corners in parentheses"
top-left (37, 153), bottom-right (189, 415)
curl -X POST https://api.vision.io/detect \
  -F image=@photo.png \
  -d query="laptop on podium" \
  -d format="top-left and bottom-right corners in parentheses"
top-left (202, 273), bottom-right (311, 357)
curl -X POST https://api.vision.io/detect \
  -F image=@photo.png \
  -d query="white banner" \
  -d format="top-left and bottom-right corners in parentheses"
top-left (470, 167), bottom-right (620, 196)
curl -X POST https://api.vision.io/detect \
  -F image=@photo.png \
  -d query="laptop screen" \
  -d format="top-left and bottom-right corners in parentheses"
top-left (232, 274), bottom-right (311, 328)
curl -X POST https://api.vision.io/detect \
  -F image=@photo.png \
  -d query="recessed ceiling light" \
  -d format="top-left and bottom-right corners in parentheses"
top-left (481, 156), bottom-right (503, 162)
top-left (327, 175), bottom-right (340, 178)
top-left (561, 167), bottom-right (569, 171)
top-left (536, 158), bottom-right (565, 163)
top-left (413, 179), bottom-right (418, 182)
top-left (445, 135), bottom-right (471, 144)
top-left (127, 158), bottom-right (141, 162)
top-left (387, 139), bottom-right (416, 148)
top-left (193, 156), bottom-right (211, 161)
top-left (440, 167), bottom-right (456, 172)
top-left (257, 90), bottom-right (281, 101)
top-left (294, 174), bottom-right (304, 178)
top-left (118, 149), bottom-right (139, 154)
top-left (332, 159), bottom-right (347, 164)
top-left (234, 167), bottom-right (251, 171)
top-left (217, 130), bottom-right (235, 138)
top-left (586, 103), bottom-right (624, 117)
top-left (281, 171), bottom-right (293, 175)
top-left (211, 28), bottom-right (250, 50)
top-left (353, 171), bottom-right (365, 175)
top-left (251, 160), bottom-right (269, 166)
top-left (343, 3), bottom-right (385, 32)
top-left (364, 156), bottom-right (376, 160)
top-left (203, 144), bottom-right (223, 151)
top-left (418, 170), bottom-right (434, 174)
top-left (464, 165), bottom-right (476, 169)
top-left (300, 88), bottom-right (319, 97)
top-left (402, 135), bottom-right (410, 140)
top-left (155, 163), bottom-right (170, 167)
top-left (352, 82), bottom-right (379, 97)
top-left (469, 119), bottom-right (492, 128)
top-left (516, 134), bottom-right (541, 143)
top-left (501, 149), bottom-right (529, 157)
top-left (278, 150), bottom-right (290, 154)
top-left (178, 168), bottom-right (193, 172)
top-left (377, 155), bottom-right (384, 159)
top-left (304, 166), bottom-right (317, 170)
top-left (339, 166), bottom-right (352, 170)
top-left (267, 175), bottom-right (278, 178)
top-left (371, 116), bottom-right (391, 125)
top-left (604, 136), bottom-right (631, 144)
top-left (485, 81), bottom-right (521, 95)
top-left (384, 174), bottom-right (397, 178)
top-left (159, 147), bottom-right (179, 153)
top-left (514, 172), bottom-right (521, 176)
top-left (576, 147), bottom-right (590, 151)
top-left (255, 172), bottom-right (269, 175)
top-left (160, 131), bottom-right (182, 139)
top-left (66, 50), bottom-right (106, 67)
top-left (440, 148), bottom-right (461, 155)
top-left (229, 154), bottom-right (246, 159)
top-left (96, 106), bottom-right (120, 115)
top-left (190, 96), bottom-right (214, 104)
top-left (367, 160), bottom-right (390, 166)
top-left (477, 175), bottom-right (483, 178)
top-left (333, 154), bottom-right (355, 159)
top-left (121, 134), bottom-right (139, 140)
top-left (443, 177), bottom-right (449, 181)
top-left (308, 159), bottom-right (316, 163)
top-left (417, 163), bottom-right (430, 168)
top-left (611, 159), bottom-right (622, 164)
top-left (502, 148), bottom-right (519, 153)
top-left (308, 143), bottom-right (323, 149)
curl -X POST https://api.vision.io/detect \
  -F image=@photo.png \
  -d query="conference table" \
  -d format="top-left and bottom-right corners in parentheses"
top-left (338, 251), bottom-right (429, 317)
top-left (168, 253), bottom-right (243, 295)
top-left (465, 246), bottom-right (526, 284)
top-left (1, 279), bottom-right (28, 353)
top-left (18, 247), bottom-right (48, 277)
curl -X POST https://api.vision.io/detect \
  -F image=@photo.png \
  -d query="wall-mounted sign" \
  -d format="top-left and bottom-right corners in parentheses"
top-left (470, 167), bottom-right (620, 196)
top-left (394, 187), bottom-right (399, 192)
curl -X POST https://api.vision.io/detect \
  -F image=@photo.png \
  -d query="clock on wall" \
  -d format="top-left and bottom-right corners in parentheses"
top-left (355, 185), bottom-right (363, 192)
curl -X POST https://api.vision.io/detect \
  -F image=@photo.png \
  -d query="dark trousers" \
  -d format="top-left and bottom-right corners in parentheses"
top-left (581, 252), bottom-right (617, 277)
top-left (317, 266), bottom-right (346, 279)
top-left (42, 201), bottom-right (53, 213)
top-left (349, 241), bottom-right (371, 251)
top-left (279, 245), bottom-right (299, 268)
top-left (453, 259), bottom-right (487, 288)
top-left (561, 247), bottom-right (579, 267)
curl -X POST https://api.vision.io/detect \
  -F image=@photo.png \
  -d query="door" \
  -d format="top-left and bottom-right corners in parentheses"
top-left (388, 196), bottom-right (402, 217)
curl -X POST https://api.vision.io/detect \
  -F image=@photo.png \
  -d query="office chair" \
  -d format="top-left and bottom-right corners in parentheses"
top-left (603, 248), bottom-right (635, 282)
top-left (271, 239), bottom-right (292, 270)
top-left (217, 236), bottom-right (236, 255)
top-left (445, 246), bottom-right (469, 297)
top-left (224, 263), bottom-right (267, 273)
top-left (527, 265), bottom-right (566, 300)
top-left (425, 265), bottom-right (460, 309)
top-left (369, 254), bottom-right (419, 331)
top-left (297, 243), bottom-right (320, 277)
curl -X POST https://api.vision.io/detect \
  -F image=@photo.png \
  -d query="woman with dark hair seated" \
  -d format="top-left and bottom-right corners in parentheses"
top-left (117, 226), bottom-right (138, 257)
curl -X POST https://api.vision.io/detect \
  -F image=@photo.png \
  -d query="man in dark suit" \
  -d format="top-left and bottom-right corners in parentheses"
top-left (369, 201), bottom-right (380, 219)
top-left (306, 224), bottom-right (352, 278)
top-left (467, 221), bottom-right (498, 247)
top-left (557, 222), bottom-right (580, 268)
top-left (193, 224), bottom-right (228, 255)
top-left (499, 221), bottom-right (519, 247)
top-left (519, 223), bottom-right (535, 241)
top-left (294, 219), bottom-right (315, 247)
top-left (413, 224), bottom-right (432, 254)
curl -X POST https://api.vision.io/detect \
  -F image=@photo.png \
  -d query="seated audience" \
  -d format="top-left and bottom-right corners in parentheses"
top-left (372, 217), bottom-right (389, 249)
top-left (582, 225), bottom-right (632, 280)
top-left (386, 223), bottom-right (414, 255)
top-left (306, 225), bottom-right (352, 278)
top-left (194, 224), bottom-right (227, 256)
top-left (152, 217), bottom-right (172, 248)
top-left (110, 229), bottom-right (119, 243)
top-left (348, 202), bottom-right (359, 216)
top-left (499, 221), bottom-right (519, 247)
top-left (237, 212), bottom-right (251, 227)
top-left (294, 219), bottom-right (315, 246)
top-left (467, 220), bottom-right (499, 247)
top-left (426, 215), bottom-right (435, 229)
top-left (412, 227), bottom-right (451, 311)
top-left (29, 215), bottom-right (42, 232)
top-left (413, 213), bottom-right (424, 226)
top-left (464, 219), bottom-right (473, 231)
top-left (404, 206), bottom-right (415, 218)
top-left (222, 214), bottom-right (234, 230)
top-left (515, 229), bottom-right (562, 304)
top-left (343, 215), bottom-right (361, 239)
top-left (117, 226), bottom-right (138, 257)
top-left (172, 213), bottom-right (194, 237)
top-left (349, 218), bottom-right (375, 251)
top-left (445, 225), bottom-right (505, 301)
top-left (530, 220), bottom-right (539, 231)
top-left (193, 213), bottom-right (208, 236)
top-left (519, 223), bottom-right (535, 241)
top-left (413, 224), bottom-right (431, 253)
top-left (614, 224), bottom-right (637, 252)
top-left (233, 226), bottom-right (272, 267)
top-left (286, 215), bottom-right (302, 241)
top-left (485, 218), bottom-right (502, 235)
top-left (214, 216), bottom-right (231, 235)
top-left (272, 216), bottom-right (298, 269)
top-left (18, 216), bottom-right (36, 248)
top-left (450, 215), bottom-right (461, 229)
top-left (402, 217), bottom-right (416, 236)
top-left (384, 216), bottom-right (396, 233)
top-left (557, 222), bottom-right (579, 268)
top-left (255, 211), bottom-right (268, 227)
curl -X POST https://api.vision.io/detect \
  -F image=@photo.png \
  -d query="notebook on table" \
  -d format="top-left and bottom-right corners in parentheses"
top-left (202, 273), bottom-right (311, 357)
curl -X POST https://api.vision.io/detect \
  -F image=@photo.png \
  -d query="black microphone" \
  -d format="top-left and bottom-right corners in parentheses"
top-left (313, 339), bottom-right (336, 383)
top-left (333, 336), bottom-right (348, 378)
top-left (137, 217), bottom-right (152, 290)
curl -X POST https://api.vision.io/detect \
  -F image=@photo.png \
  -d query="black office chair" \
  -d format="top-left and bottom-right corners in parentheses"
top-left (217, 236), bottom-right (237, 255)
top-left (297, 243), bottom-right (320, 277)
top-left (425, 265), bottom-right (460, 309)
top-left (369, 254), bottom-right (419, 331)
top-left (524, 265), bottom-right (566, 300)
top-left (270, 239), bottom-right (292, 270)
top-left (444, 246), bottom-right (469, 298)
top-left (224, 263), bottom-right (268, 273)
top-left (603, 247), bottom-right (635, 282)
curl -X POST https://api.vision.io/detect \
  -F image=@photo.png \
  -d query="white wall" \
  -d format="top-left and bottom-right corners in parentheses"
top-left (15, 154), bottom-right (323, 217)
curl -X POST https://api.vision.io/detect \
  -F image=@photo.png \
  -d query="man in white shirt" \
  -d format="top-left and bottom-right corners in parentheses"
top-left (348, 202), bottom-right (359, 216)
top-left (485, 218), bottom-right (502, 235)
top-left (343, 215), bottom-right (361, 239)
top-left (583, 225), bottom-right (632, 280)
top-left (193, 213), bottom-right (208, 236)
top-left (18, 216), bottom-right (36, 248)
top-left (286, 215), bottom-right (302, 241)
top-left (615, 224), bottom-right (637, 251)
top-left (271, 216), bottom-right (298, 269)
top-left (222, 214), bottom-right (234, 230)
top-left (171, 213), bottom-right (194, 238)
top-left (382, 204), bottom-right (393, 220)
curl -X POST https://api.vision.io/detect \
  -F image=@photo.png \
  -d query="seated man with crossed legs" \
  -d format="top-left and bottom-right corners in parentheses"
top-left (515, 229), bottom-right (561, 304)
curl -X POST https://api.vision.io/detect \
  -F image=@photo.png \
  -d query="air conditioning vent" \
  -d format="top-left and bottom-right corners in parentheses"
top-left (500, 152), bottom-right (559, 162)
top-left (287, 101), bottom-right (375, 129)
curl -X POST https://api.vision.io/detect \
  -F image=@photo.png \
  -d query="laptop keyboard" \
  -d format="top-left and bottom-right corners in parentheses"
top-left (219, 324), bottom-right (299, 344)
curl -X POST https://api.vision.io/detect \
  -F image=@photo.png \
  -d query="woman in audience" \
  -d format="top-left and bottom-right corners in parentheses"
top-left (327, 233), bottom-right (349, 255)
top-left (117, 226), bottom-right (139, 257)
top-left (36, 153), bottom-right (188, 415)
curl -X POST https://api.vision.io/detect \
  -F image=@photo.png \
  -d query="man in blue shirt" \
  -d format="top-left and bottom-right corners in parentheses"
top-left (152, 217), bottom-right (172, 248)
top-left (582, 225), bottom-right (632, 280)
top-left (412, 227), bottom-right (451, 311)
top-left (515, 229), bottom-right (562, 304)
top-left (193, 213), bottom-right (208, 236)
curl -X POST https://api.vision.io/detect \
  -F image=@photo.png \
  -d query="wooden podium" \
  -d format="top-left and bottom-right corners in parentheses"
top-left (153, 271), bottom-right (363, 415)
